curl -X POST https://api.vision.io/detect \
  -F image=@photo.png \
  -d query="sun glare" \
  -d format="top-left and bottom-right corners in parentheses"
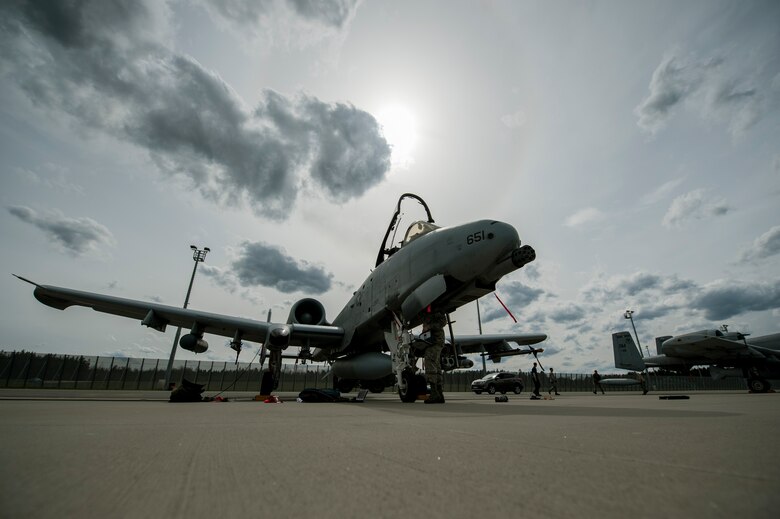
top-left (376, 104), bottom-right (418, 170)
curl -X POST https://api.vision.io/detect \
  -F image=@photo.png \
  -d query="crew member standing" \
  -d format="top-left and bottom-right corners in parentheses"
top-left (636, 371), bottom-right (648, 395)
top-left (422, 306), bottom-right (447, 404)
top-left (548, 367), bottom-right (560, 396)
top-left (531, 362), bottom-right (541, 399)
top-left (593, 369), bottom-right (605, 394)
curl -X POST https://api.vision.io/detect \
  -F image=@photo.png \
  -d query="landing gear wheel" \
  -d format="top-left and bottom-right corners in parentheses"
top-left (749, 377), bottom-right (770, 393)
top-left (487, 384), bottom-right (496, 395)
top-left (367, 383), bottom-right (385, 394)
top-left (336, 378), bottom-right (355, 393)
top-left (398, 371), bottom-right (426, 402)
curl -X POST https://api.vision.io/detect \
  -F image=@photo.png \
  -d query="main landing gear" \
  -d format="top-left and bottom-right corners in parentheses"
top-left (385, 314), bottom-right (427, 403)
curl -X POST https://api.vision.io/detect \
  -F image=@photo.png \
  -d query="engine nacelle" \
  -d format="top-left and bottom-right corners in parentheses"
top-left (287, 298), bottom-right (328, 325)
top-left (266, 325), bottom-right (291, 350)
top-left (180, 334), bottom-right (208, 353)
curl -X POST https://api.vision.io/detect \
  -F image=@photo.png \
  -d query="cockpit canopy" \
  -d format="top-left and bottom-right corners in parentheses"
top-left (403, 220), bottom-right (440, 246)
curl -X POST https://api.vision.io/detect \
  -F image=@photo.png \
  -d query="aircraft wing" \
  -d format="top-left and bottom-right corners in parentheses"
top-left (16, 277), bottom-right (344, 349)
top-left (749, 344), bottom-right (780, 359)
top-left (454, 333), bottom-right (547, 360)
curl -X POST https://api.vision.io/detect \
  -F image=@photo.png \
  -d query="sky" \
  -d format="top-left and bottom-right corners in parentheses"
top-left (1, 0), bottom-right (778, 374)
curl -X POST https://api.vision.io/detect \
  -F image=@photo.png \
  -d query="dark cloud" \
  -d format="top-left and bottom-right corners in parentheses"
top-left (8, 205), bottom-right (115, 256)
top-left (691, 280), bottom-right (780, 321)
top-left (231, 242), bottom-right (332, 294)
top-left (0, 0), bottom-right (389, 220)
top-left (548, 302), bottom-right (586, 324)
top-left (739, 226), bottom-right (780, 262)
top-left (482, 281), bottom-right (545, 324)
top-left (634, 303), bottom-right (677, 321)
top-left (501, 281), bottom-right (545, 309)
top-left (616, 273), bottom-right (663, 294)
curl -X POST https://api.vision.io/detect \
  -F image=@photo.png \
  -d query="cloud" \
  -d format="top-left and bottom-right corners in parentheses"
top-left (739, 226), bottom-right (780, 263)
top-left (635, 54), bottom-right (720, 133)
top-left (483, 282), bottom-right (545, 323)
top-left (8, 205), bottom-right (116, 256)
top-left (15, 165), bottom-right (85, 196)
top-left (635, 50), bottom-right (775, 136)
top-left (202, 242), bottom-right (333, 295)
top-left (0, 0), bottom-right (389, 220)
top-left (691, 280), bottom-right (780, 320)
top-left (662, 188), bottom-right (730, 228)
top-left (500, 109), bottom-right (526, 129)
top-left (640, 177), bottom-right (685, 205)
top-left (548, 302), bottom-right (586, 324)
top-left (201, 0), bottom-right (360, 48)
top-left (564, 207), bottom-right (604, 228)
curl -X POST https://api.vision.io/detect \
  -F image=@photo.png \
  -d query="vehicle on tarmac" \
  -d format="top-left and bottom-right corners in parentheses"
top-left (471, 372), bottom-right (524, 394)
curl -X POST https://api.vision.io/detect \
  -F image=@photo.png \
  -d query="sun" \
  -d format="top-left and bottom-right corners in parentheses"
top-left (375, 103), bottom-right (418, 170)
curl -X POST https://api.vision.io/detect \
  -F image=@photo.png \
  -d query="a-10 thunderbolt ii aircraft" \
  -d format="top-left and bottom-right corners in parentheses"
top-left (16, 193), bottom-right (546, 401)
top-left (613, 326), bottom-right (780, 393)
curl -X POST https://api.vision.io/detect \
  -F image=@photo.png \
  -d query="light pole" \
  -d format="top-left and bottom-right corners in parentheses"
top-left (163, 245), bottom-right (210, 389)
top-left (624, 309), bottom-right (649, 357)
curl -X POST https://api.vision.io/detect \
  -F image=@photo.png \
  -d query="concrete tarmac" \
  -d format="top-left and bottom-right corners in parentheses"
top-left (1, 389), bottom-right (778, 519)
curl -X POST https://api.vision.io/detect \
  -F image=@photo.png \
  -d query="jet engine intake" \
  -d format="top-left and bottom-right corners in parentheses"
top-left (180, 334), bottom-right (208, 353)
top-left (287, 298), bottom-right (328, 325)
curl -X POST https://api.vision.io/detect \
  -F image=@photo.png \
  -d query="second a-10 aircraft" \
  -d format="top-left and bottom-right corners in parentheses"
top-left (613, 326), bottom-right (780, 392)
top-left (17, 194), bottom-right (546, 401)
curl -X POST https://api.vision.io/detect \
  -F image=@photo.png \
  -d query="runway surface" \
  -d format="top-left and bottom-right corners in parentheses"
top-left (1, 389), bottom-right (777, 518)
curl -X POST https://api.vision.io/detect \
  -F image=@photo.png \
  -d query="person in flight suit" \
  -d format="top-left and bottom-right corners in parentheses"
top-left (421, 306), bottom-right (447, 404)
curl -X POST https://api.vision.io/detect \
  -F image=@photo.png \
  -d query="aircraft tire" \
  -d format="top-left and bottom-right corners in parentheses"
top-left (398, 372), bottom-right (424, 402)
top-left (487, 384), bottom-right (496, 395)
top-left (748, 378), bottom-right (770, 393)
top-left (367, 382), bottom-right (385, 393)
top-left (336, 378), bottom-right (355, 393)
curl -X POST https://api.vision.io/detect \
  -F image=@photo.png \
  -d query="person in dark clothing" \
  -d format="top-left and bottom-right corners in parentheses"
top-left (593, 369), bottom-right (605, 394)
top-left (421, 306), bottom-right (447, 404)
top-left (531, 362), bottom-right (541, 399)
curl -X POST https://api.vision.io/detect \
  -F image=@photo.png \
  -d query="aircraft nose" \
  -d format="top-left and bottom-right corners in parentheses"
top-left (489, 221), bottom-right (521, 250)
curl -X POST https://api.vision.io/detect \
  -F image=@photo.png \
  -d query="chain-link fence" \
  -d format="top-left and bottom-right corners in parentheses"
top-left (0, 350), bottom-right (747, 393)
